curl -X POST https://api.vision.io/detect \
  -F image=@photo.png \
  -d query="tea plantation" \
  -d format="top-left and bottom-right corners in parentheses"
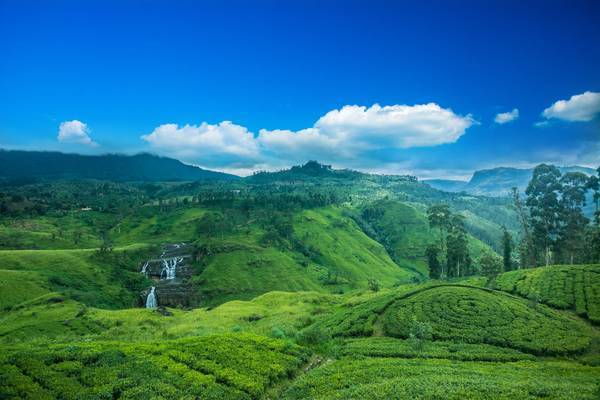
top-left (381, 285), bottom-right (593, 355)
top-left (281, 358), bottom-right (600, 399)
top-left (0, 334), bottom-right (309, 400)
top-left (492, 264), bottom-right (600, 324)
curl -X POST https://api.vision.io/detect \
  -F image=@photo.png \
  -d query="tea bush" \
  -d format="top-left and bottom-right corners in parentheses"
top-left (381, 286), bottom-right (592, 355)
top-left (0, 333), bottom-right (309, 400)
top-left (493, 264), bottom-right (600, 323)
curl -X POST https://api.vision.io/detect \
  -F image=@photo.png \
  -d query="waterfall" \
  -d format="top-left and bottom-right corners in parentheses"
top-left (160, 257), bottom-right (181, 280)
top-left (146, 286), bottom-right (157, 308)
top-left (141, 261), bottom-right (149, 275)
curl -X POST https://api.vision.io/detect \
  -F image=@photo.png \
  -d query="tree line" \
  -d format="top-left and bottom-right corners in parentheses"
top-left (516, 164), bottom-right (600, 267)
top-left (425, 164), bottom-right (600, 280)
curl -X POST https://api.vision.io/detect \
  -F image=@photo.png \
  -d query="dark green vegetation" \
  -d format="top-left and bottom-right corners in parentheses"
top-left (1, 160), bottom-right (599, 399)
top-left (0, 150), bottom-right (238, 182)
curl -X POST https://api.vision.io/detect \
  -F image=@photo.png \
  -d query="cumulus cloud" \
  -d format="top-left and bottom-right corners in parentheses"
top-left (141, 103), bottom-right (475, 174)
top-left (141, 121), bottom-right (260, 168)
top-left (494, 108), bottom-right (519, 124)
top-left (57, 120), bottom-right (97, 146)
top-left (542, 91), bottom-right (600, 122)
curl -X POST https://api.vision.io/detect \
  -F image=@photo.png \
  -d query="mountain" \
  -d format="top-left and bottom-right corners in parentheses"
top-left (0, 150), bottom-right (239, 182)
top-left (425, 165), bottom-right (596, 197)
top-left (422, 179), bottom-right (468, 193)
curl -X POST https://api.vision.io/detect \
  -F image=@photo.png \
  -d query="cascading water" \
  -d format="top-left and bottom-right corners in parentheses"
top-left (146, 286), bottom-right (157, 308)
top-left (160, 257), bottom-right (182, 280)
top-left (141, 261), bottom-right (149, 276)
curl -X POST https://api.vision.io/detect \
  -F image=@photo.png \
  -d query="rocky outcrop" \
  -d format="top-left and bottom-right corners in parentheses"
top-left (139, 243), bottom-right (199, 309)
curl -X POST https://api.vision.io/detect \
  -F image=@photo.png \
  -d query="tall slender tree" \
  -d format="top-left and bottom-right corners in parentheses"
top-left (558, 172), bottom-right (589, 265)
top-left (427, 204), bottom-right (451, 276)
top-left (446, 214), bottom-right (469, 278)
top-left (425, 244), bottom-right (442, 279)
top-left (501, 227), bottom-right (513, 271)
top-left (512, 187), bottom-right (535, 268)
top-left (525, 164), bottom-right (563, 266)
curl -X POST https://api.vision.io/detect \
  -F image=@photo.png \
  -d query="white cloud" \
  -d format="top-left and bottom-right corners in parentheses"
top-left (141, 121), bottom-right (260, 168)
top-left (57, 120), bottom-right (97, 146)
top-left (494, 108), bottom-right (519, 124)
top-left (542, 91), bottom-right (600, 122)
top-left (141, 103), bottom-right (476, 174)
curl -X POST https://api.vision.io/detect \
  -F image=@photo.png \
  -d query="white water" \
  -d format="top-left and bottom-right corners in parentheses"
top-left (146, 286), bottom-right (157, 308)
top-left (141, 261), bottom-right (149, 275)
top-left (160, 257), bottom-right (182, 280)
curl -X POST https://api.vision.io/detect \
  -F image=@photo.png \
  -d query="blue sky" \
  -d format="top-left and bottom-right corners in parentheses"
top-left (0, 0), bottom-right (599, 178)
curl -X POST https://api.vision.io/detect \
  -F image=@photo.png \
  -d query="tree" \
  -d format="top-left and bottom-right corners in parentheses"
top-left (587, 167), bottom-right (600, 224)
top-left (427, 204), bottom-right (451, 252)
top-left (425, 245), bottom-right (442, 279)
top-left (525, 164), bottom-right (563, 266)
top-left (512, 187), bottom-right (535, 268)
top-left (479, 251), bottom-right (502, 279)
top-left (427, 204), bottom-right (451, 275)
top-left (501, 227), bottom-right (513, 271)
top-left (558, 172), bottom-right (589, 264)
top-left (446, 214), bottom-right (469, 278)
top-left (368, 278), bottom-right (380, 292)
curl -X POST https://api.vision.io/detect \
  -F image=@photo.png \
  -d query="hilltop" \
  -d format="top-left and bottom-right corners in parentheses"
top-left (425, 165), bottom-right (596, 197)
top-left (0, 150), bottom-right (239, 182)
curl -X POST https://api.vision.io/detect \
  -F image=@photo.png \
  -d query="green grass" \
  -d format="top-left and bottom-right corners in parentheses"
top-left (293, 207), bottom-right (416, 286)
top-left (381, 285), bottom-right (593, 355)
top-left (111, 206), bottom-right (207, 245)
top-left (0, 245), bottom-right (155, 310)
top-left (195, 207), bottom-right (417, 305)
top-left (0, 211), bottom-right (116, 250)
top-left (0, 291), bottom-right (339, 344)
top-left (0, 333), bottom-right (309, 400)
top-left (492, 264), bottom-right (600, 323)
top-left (281, 357), bottom-right (600, 399)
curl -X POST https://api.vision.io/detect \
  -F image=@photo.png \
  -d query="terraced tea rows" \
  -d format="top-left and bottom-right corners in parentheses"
top-left (493, 264), bottom-right (600, 323)
top-left (281, 358), bottom-right (600, 399)
top-left (0, 334), bottom-right (309, 400)
top-left (341, 337), bottom-right (536, 362)
top-left (381, 286), bottom-right (592, 354)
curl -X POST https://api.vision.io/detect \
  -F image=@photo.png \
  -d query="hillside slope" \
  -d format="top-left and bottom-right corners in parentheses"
top-left (0, 150), bottom-right (238, 182)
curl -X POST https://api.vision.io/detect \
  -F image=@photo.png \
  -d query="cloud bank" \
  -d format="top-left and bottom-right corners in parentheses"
top-left (57, 120), bottom-right (97, 146)
top-left (142, 103), bottom-right (475, 174)
top-left (542, 91), bottom-right (600, 122)
top-left (494, 108), bottom-right (519, 124)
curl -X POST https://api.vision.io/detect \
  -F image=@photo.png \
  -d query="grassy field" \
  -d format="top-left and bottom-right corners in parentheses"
top-left (0, 245), bottom-right (155, 310)
top-left (492, 264), bottom-right (600, 323)
top-left (0, 291), bottom-right (339, 344)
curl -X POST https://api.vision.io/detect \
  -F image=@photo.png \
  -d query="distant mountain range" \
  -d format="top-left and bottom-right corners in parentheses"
top-left (424, 166), bottom-right (597, 197)
top-left (0, 150), bottom-right (239, 182)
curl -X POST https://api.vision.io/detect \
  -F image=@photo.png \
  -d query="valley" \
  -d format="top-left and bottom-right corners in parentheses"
top-left (0, 160), bottom-right (599, 399)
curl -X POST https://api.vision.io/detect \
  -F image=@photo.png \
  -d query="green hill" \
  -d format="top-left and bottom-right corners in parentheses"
top-left (0, 150), bottom-right (238, 182)
top-left (193, 207), bottom-right (417, 305)
top-left (492, 264), bottom-right (600, 323)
